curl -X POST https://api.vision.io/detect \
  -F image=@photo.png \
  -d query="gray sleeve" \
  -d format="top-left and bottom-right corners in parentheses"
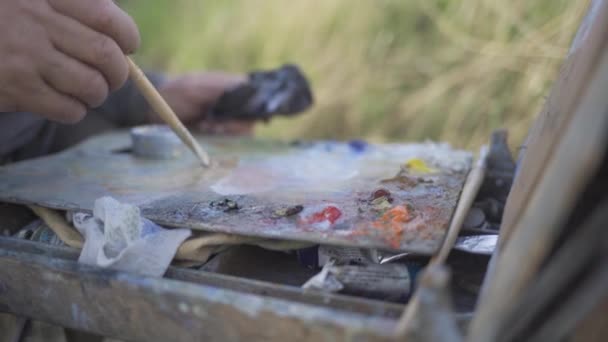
top-left (91, 71), bottom-right (165, 127)
top-left (0, 72), bottom-right (166, 162)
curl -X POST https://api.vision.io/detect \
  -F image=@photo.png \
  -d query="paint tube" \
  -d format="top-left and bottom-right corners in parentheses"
top-left (317, 245), bottom-right (379, 266)
top-left (14, 220), bottom-right (65, 246)
top-left (303, 262), bottom-right (412, 302)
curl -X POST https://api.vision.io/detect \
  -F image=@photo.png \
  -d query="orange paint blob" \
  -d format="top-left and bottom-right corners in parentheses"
top-left (373, 205), bottom-right (414, 249)
top-left (381, 205), bottom-right (412, 224)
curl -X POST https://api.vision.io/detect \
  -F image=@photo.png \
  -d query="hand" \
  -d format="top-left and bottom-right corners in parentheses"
top-left (0, 0), bottom-right (140, 123)
top-left (157, 72), bottom-right (255, 136)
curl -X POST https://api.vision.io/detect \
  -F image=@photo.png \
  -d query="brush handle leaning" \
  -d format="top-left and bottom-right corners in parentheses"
top-left (126, 57), bottom-right (210, 167)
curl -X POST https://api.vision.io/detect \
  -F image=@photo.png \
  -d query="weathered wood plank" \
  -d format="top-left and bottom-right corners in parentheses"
top-left (0, 237), bottom-right (406, 319)
top-left (572, 295), bottom-right (608, 342)
top-left (0, 245), bottom-right (397, 342)
top-left (531, 259), bottom-right (608, 341)
top-left (498, 201), bottom-right (608, 341)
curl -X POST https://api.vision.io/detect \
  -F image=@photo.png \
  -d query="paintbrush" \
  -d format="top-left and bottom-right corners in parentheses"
top-left (395, 146), bottom-right (489, 335)
top-left (126, 57), bottom-right (211, 167)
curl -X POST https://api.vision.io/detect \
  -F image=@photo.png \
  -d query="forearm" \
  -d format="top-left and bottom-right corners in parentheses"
top-left (91, 72), bottom-right (165, 127)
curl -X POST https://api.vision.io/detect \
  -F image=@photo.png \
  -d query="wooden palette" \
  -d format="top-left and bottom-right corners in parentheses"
top-left (0, 132), bottom-right (471, 254)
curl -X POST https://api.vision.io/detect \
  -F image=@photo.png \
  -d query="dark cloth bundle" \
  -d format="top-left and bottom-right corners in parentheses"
top-left (210, 64), bottom-right (314, 121)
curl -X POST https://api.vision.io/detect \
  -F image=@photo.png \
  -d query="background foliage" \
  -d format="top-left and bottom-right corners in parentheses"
top-left (125, 0), bottom-right (589, 149)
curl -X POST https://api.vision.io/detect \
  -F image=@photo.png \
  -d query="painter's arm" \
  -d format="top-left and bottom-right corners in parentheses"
top-left (97, 70), bottom-right (253, 135)
top-left (91, 72), bottom-right (165, 127)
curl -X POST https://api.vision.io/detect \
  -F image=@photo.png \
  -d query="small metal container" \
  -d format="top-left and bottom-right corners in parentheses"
top-left (454, 234), bottom-right (498, 255)
top-left (130, 125), bottom-right (185, 160)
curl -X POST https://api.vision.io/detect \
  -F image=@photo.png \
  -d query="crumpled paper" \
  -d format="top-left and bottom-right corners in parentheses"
top-left (73, 197), bottom-right (191, 276)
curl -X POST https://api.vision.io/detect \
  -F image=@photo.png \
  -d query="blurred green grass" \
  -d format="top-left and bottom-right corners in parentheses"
top-left (124, 0), bottom-right (588, 149)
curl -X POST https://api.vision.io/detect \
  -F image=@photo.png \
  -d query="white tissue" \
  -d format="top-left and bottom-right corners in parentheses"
top-left (73, 197), bottom-right (191, 276)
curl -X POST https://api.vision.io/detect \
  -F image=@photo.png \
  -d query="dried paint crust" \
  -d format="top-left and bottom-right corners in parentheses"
top-left (0, 132), bottom-right (472, 254)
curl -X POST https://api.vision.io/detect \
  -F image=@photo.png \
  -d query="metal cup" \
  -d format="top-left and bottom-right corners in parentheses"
top-left (130, 125), bottom-right (185, 160)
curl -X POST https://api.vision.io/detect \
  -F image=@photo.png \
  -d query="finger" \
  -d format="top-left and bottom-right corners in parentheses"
top-left (42, 50), bottom-right (109, 108)
top-left (46, 13), bottom-right (129, 91)
top-left (24, 79), bottom-right (87, 124)
top-left (48, 0), bottom-right (140, 54)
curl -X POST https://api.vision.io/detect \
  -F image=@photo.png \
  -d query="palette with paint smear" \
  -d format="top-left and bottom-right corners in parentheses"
top-left (0, 132), bottom-right (472, 254)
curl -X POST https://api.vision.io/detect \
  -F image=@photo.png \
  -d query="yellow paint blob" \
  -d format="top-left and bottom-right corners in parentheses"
top-left (404, 158), bottom-right (438, 174)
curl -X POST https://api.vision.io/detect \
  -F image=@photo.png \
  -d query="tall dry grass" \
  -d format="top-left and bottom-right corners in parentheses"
top-left (125, 0), bottom-right (589, 149)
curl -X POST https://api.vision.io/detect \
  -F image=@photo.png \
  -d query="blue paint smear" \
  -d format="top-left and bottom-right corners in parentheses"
top-left (348, 139), bottom-right (368, 153)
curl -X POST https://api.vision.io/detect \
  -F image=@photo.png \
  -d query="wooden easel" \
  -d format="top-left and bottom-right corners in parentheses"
top-left (470, 0), bottom-right (608, 340)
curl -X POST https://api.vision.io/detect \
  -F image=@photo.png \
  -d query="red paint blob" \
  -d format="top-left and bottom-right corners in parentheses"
top-left (308, 206), bottom-right (342, 225)
top-left (370, 189), bottom-right (393, 202)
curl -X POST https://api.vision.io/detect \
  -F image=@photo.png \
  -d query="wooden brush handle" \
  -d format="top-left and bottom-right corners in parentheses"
top-left (126, 57), bottom-right (210, 167)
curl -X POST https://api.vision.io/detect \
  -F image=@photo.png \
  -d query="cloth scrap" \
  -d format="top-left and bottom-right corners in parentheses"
top-left (73, 197), bottom-right (191, 276)
top-left (28, 201), bottom-right (314, 270)
top-left (210, 64), bottom-right (313, 121)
